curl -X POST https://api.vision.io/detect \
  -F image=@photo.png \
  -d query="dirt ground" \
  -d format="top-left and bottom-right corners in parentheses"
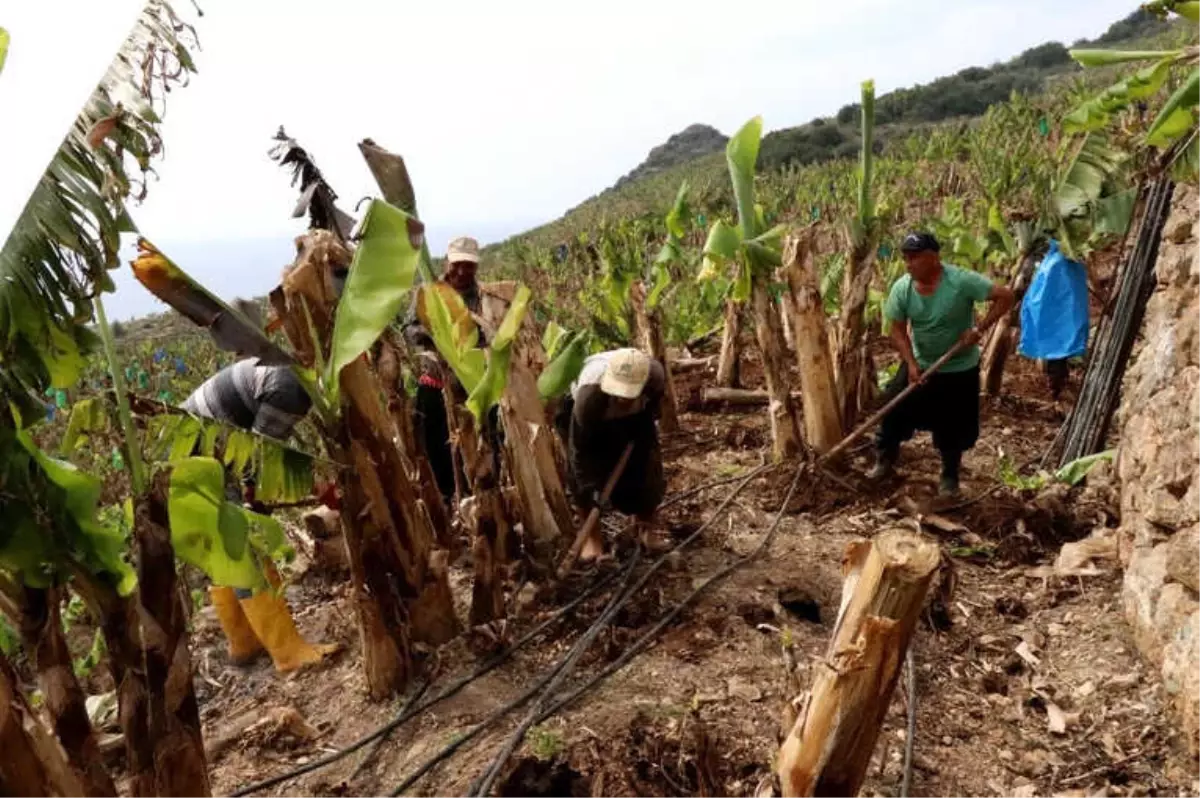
top-left (175, 354), bottom-right (1197, 798)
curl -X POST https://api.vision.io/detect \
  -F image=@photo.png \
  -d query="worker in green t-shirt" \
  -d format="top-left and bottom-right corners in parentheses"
top-left (870, 232), bottom-right (1015, 496)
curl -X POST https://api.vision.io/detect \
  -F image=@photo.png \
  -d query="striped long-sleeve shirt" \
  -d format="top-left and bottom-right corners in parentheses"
top-left (181, 358), bottom-right (311, 440)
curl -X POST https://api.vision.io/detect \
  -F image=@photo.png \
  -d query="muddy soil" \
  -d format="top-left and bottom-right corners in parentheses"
top-left (178, 354), bottom-right (1196, 798)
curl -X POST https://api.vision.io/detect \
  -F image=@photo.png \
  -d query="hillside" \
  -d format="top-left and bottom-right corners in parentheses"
top-left (610, 124), bottom-right (729, 191)
top-left (491, 8), bottom-right (1183, 255)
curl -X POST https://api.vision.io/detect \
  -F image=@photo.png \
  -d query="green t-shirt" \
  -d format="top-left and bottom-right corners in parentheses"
top-left (883, 264), bottom-right (994, 373)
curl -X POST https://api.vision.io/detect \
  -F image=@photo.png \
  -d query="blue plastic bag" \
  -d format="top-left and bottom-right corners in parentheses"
top-left (1019, 240), bottom-right (1089, 360)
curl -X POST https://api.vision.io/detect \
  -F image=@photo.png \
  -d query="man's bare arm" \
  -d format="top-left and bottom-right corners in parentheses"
top-left (979, 284), bottom-right (1016, 331)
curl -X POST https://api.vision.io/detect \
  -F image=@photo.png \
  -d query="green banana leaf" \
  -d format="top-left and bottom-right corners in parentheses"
top-left (1063, 57), bottom-right (1175, 134)
top-left (1175, 1), bottom-right (1200, 22)
top-left (665, 180), bottom-right (691, 239)
top-left (1067, 48), bottom-right (1182, 68)
top-left (699, 220), bottom-right (743, 283)
top-left (60, 397), bottom-right (111, 454)
top-left (1054, 449), bottom-right (1115, 487)
top-left (1146, 69), bottom-right (1199, 148)
top-left (858, 79), bottom-right (876, 226)
top-left (326, 199), bottom-right (423, 394)
top-left (542, 321), bottom-right (568, 359)
top-left (727, 116), bottom-right (763, 240)
top-left (131, 239), bottom-right (295, 367)
top-left (13, 427), bottom-right (135, 595)
top-left (168, 457), bottom-right (266, 590)
top-left (465, 284), bottom-right (530, 421)
top-left (1093, 188), bottom-right (1139, 237)
top-left (417, 282), bottom-right (486, 392)
top-left (538, 331), bottom-right (589, 402)
top-left (0, 27), bottom-right (9, 76)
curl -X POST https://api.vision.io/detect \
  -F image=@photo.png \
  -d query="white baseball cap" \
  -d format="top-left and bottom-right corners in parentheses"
top-left (446, 236), bottom-right (480, 264)
top-left (600, 348), bottom-right (651, 399)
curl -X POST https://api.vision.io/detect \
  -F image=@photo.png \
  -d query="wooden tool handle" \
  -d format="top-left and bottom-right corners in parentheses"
top-left (556, 442), bottom-right (635, 579)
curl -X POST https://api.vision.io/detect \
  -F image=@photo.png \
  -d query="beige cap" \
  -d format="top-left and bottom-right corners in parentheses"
top-left (446, 236), bottom-right (480, 264)
top-left (600, 348), bottom-right (651, 399)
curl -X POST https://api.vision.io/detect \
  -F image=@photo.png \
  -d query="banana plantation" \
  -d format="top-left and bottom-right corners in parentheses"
top-left (1, 1), bottom-right (1198, 796)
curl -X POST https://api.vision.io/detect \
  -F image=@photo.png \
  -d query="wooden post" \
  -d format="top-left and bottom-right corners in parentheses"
top-left (630, 281), bottom-right (681, 433)
top-left (780, 234), bottom-right (844, 454)
top-left (716, 298), bottom-right (743, 388)
top-left (751, 280), bottom-right (803, 460)
top-left (777, 529), bottom-right (940, 797)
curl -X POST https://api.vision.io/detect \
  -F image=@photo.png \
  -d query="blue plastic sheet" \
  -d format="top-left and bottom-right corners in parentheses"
top-left (1019, 239), bottom-right (1089, 360)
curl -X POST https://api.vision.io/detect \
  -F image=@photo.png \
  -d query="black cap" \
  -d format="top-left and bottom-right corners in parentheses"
top-left (900, 232), bottom-right (940, 254)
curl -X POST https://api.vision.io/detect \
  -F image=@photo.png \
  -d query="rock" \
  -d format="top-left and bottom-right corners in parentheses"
top-left (727, 676), bottom-right (763, 703)
top-left (1114, 183), bottom-right (1200, 761)
top-left (1166, 525), bottom-right (1199, 593)
top-left (998, 749), bottom-right (1015, 763)
top-left (1056, 533), bottom-right (1118, 576)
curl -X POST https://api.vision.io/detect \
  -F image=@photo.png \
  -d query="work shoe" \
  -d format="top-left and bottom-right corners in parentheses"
top-left (938, 475), bottom-right (961, 499)
top-left (238, 590), bottom-right (339, 673)
top-left (209, 586), bottom-right (264, 666)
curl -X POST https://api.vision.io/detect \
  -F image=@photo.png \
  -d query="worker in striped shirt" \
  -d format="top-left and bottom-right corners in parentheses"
top-left (181, 357), bottom-right (336, 673)
top-left (181, 356), bottom-right (311, 441)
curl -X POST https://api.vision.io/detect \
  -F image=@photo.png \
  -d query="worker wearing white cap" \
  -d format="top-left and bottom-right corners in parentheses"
top-left (402, 235), bottom-right (485, 505)
top-left (558, 347), bottom-right (667, 562)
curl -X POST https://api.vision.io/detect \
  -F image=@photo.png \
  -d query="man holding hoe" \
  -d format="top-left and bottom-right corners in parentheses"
top-left (557, 347), bottom-right (668, 562)
top-left (870, 232), bottom-right (1014, 497)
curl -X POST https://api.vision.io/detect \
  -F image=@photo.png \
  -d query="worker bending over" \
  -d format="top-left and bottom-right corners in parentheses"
top-left (181, 357), bottom-right (337, 672)
top-left (872, 232), bottom-right (1014, 497)
top-left (556, 348), bottom-right (666, 561)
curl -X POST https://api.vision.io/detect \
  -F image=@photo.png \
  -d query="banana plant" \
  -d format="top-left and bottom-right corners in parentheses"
top-left (1063, 0), bottom-right (1198, 173)
top-left (537, 323), bottom-right (591, 402)
top-left (416, 280), bottom-right (531, 421)
top-left (697, 116), bottom-right (785, 300)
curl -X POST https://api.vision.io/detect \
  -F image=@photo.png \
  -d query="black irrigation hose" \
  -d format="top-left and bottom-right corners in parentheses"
top-left (230, 567), bottom-right (624, 796)
top-left (529, 464), bottom-right (811, 734)
top-left (387, 463), bottom-right (777, 796)
top-left (389, 553), bottom-right (642, 797)
top-left (466, 550), bottom-right (645, 797)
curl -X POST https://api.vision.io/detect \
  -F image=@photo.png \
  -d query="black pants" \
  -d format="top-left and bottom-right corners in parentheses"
top-left (413, 383), bottom-right (503, 506)
top-left (875, 363), bottom-right (980, 479)
top-left (414, 384), bottom-right (458, 505)
top-left (556, 396), bottom-right (665, 518)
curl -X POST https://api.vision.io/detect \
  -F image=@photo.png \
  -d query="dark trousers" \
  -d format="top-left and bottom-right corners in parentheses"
top-left (414, 384), bottom-right (458, 505)
top-left (555, 396), bottom-right (666, 518)
top-left (875, 363), bottom-right (981, 479)
top-left (413, 383), bottom-right (503, 506)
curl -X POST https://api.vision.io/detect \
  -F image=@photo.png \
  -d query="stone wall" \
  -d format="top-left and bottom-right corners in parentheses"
top-left (1115, 182), bottom-right (1199, 754)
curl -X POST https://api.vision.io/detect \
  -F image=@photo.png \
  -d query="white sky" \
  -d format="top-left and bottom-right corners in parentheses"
top-left (1, 0), bottom-right (1135, 319)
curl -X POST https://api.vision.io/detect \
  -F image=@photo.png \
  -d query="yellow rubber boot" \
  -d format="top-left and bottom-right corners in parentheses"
top-left (238, 589), bottom-right (339, 673)
top-left (209, 586), bottom-right (264, 666)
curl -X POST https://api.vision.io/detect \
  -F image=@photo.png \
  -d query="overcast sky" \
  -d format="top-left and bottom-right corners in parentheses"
top-left (2, 0), bottom-right (1135, 320)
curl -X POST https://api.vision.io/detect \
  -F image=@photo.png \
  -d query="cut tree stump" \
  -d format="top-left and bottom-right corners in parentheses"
top-left (777, 528), bottom-right (940, 797)
top-left (780, 233), bottom-right (844, 454)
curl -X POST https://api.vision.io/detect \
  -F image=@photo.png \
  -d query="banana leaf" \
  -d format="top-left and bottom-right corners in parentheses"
top-left (1054, 449), bottom-right (1115, 487)
top-left (466, 284), bottom-right (530, 421)
top-left (538, 330), bottom-right (589, 402)
top-left (0, 27), bottom-right (9, 76)
top-left (131, 238), bottom-right (295, 367)
top-left (1146, 69), bottom-right (1199, 148)
top-left (168, 457), bottom-right (264, 590)
top-left (1063, 57), bottom-right (1176, 134)
top-left (417, 282), bottom-right (486, 392)
top-left (326, 199), bottom-right (423, 393)
top-left (1067, 48), bottom-right (1182, 67)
